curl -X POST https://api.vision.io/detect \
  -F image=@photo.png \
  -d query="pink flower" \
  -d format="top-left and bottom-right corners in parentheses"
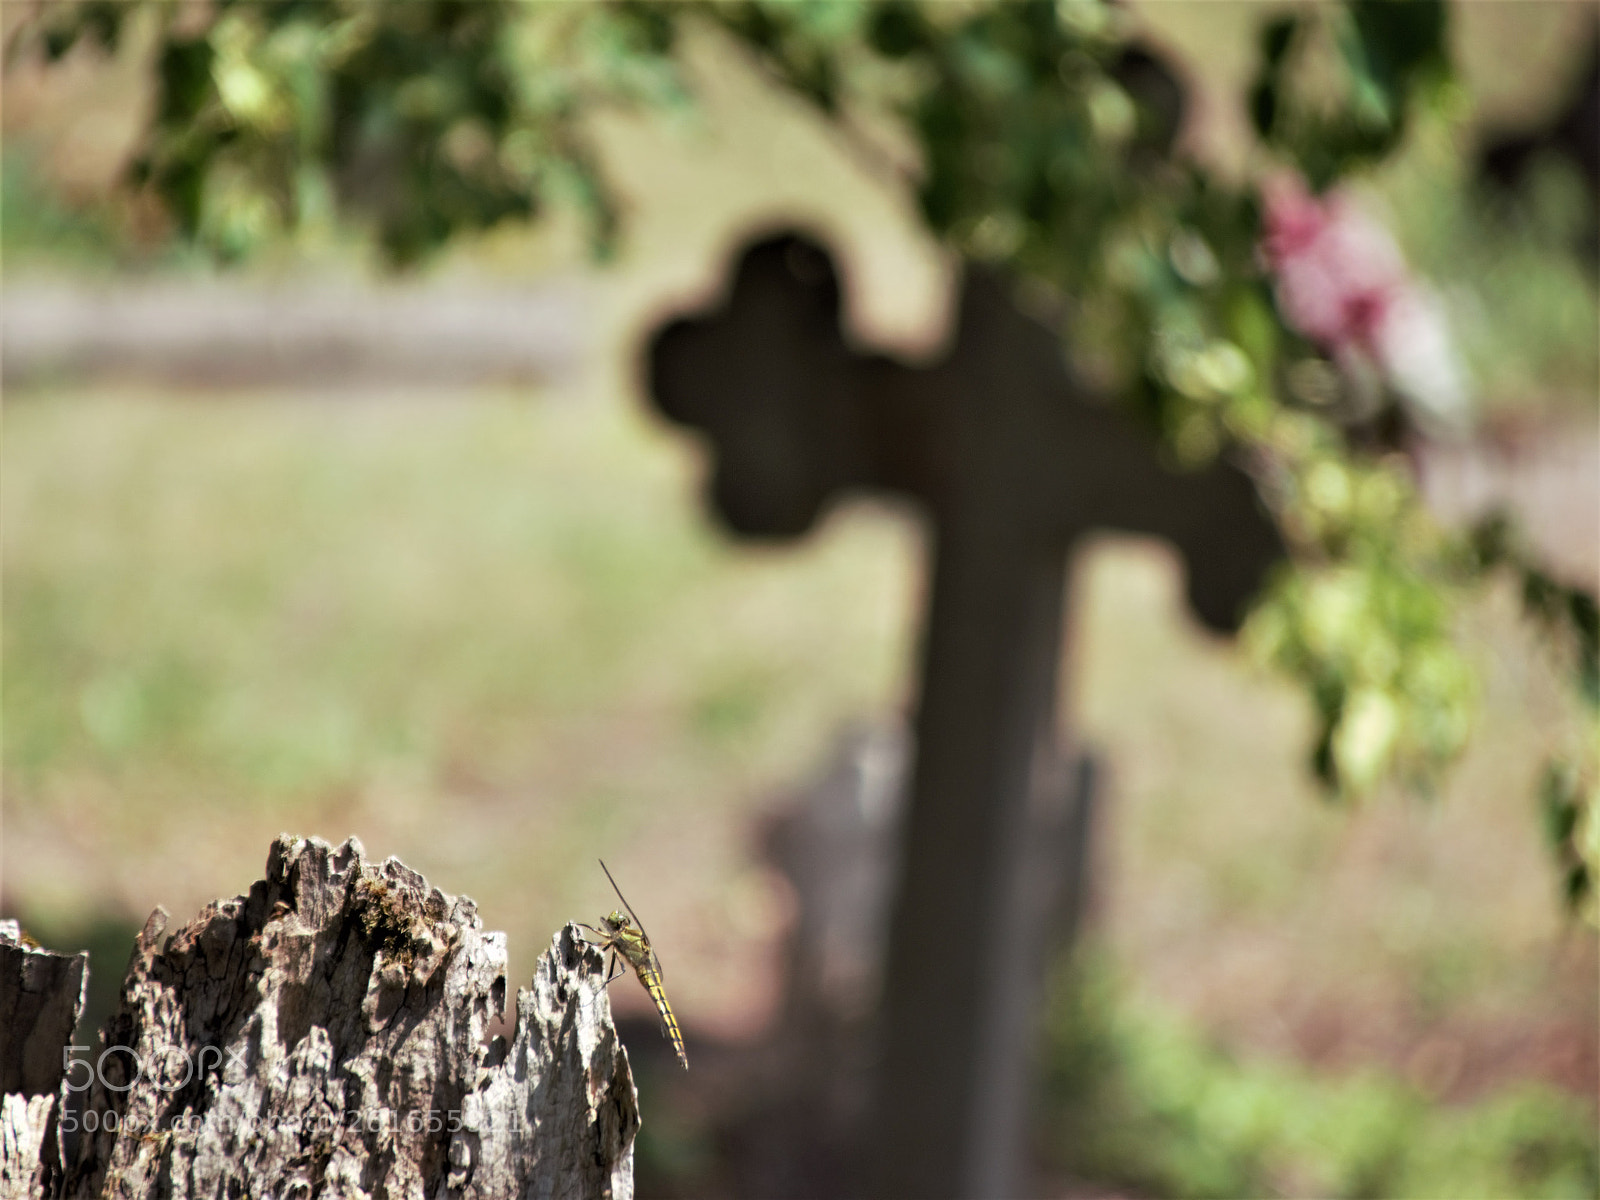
top-left (1261, 175), bottom-right (1467, 431)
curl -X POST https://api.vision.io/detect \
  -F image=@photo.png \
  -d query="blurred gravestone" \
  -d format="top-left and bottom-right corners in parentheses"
top-left (647, 232), bottom-right (1282, 1199)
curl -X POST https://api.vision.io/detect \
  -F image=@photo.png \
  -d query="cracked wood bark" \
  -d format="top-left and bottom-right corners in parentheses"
top-left (0, 834), bottom-right (638, 1200)
top-left (1, 920), bottom-right (88, 1197)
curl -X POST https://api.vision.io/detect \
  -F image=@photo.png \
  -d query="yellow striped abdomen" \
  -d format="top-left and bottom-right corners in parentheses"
top-left (636, 964), bottom-right (688, 1069)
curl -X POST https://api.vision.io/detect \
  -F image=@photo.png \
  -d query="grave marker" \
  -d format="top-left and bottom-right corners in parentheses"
top-left (648, 233), bottom-right (1282, 1199)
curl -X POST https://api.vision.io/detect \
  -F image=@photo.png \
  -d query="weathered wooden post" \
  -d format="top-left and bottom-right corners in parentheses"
top-left (648, 233), bottom-right (1282, 1198)
top-left (1, 922), bottom-right (88, 1196)
top-left (1, 836), bottom-right (639, 1200)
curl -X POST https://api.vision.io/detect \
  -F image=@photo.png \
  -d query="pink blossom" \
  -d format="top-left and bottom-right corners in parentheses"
top-left (1260, 175), bottom-right (1467, 431)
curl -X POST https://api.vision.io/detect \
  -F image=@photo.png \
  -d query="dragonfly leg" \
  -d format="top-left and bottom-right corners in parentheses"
top-left (604, 951), bottom-right (625, 986)
top-left (573, 925), bottom-right (617, 985)
top-left (575, 923), bottom-right (613, 958)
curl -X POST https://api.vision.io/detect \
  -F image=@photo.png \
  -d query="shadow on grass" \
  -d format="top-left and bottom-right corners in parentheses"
top-left (1037, 948), bottom-right (1600, 1200)
top-left (8, 907), bottom-right (147, 1048)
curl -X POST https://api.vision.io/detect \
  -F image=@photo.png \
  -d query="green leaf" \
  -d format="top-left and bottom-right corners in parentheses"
top-left (1541, 762), bottom-right (1580, 848)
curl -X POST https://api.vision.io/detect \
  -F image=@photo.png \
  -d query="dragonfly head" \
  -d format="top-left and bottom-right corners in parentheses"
top-left (601, 910), bottom-right (633, 934)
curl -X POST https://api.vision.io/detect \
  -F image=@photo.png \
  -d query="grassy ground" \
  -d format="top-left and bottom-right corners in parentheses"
top-left (4, 4), bottom-right (1596, 1195)
top-left (4, 384), bottom-right (1593, 1197)
top-left (1039, 949), bottom-right (1598, 1199)
top-left (2, 388), bottom-right (920, 1037)
top-left (1072, 535), bottom-right (1596, 1098)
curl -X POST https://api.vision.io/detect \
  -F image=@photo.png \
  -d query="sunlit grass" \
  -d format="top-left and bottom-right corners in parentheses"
top-left (1040, 951), bottom-right (1599, 1199)
top-left (2, 387), bottom-right (920, 1032)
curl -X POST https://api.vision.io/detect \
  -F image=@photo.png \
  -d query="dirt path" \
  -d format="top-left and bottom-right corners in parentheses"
top-left (2, 275), bottom-right (590, 391)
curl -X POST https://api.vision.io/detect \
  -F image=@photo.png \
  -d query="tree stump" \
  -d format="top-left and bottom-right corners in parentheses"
top-left (1, 919), bottom-right (88, 1197)
top-left (0, 835), bottom-right (638, 1200)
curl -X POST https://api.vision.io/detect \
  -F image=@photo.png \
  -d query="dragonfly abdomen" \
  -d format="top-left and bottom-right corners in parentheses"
top-left (636, 965), bottom-right (688, 1070)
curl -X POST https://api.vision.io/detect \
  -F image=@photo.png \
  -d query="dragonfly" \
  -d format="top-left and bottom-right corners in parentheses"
top-left (577, 860), bottom-right (688, 1070)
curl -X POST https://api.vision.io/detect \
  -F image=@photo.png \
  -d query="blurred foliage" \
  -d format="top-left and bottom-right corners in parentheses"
top-left (0, 146), bottom-right (122, 266)
top-left (1469, 513), bottom-right (1600, 920)
top-left (1378, 126), bottom-right (1599, 410)
top-left (1039, 952), bottom-right (1600, 1199)
top-left (1250, 0), bottom-right (1450, 190)
top-left (11, 0), bottom-right (1596, 914)
top-left (14, 0), bottom-right (685, 263)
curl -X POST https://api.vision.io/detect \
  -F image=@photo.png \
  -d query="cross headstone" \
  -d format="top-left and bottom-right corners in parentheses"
top-left (647, 232), bottom-right (1283, 1199)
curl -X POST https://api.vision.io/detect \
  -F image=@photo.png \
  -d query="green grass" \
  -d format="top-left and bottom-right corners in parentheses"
top-left (6, 386), bottom-right (1590, 1193)
top-left (1041, 951), bottom-right (1600, 1200)
top-left (2, 389), bottom-right (918, 1029)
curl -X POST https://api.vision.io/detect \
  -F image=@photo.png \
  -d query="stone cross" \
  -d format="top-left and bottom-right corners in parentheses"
top-left (647, 233), bottom-right (1282, 1199)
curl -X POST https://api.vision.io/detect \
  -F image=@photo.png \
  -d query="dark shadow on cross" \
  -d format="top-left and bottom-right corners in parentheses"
top-left (646, 231), bottom-right (1284, 1200)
